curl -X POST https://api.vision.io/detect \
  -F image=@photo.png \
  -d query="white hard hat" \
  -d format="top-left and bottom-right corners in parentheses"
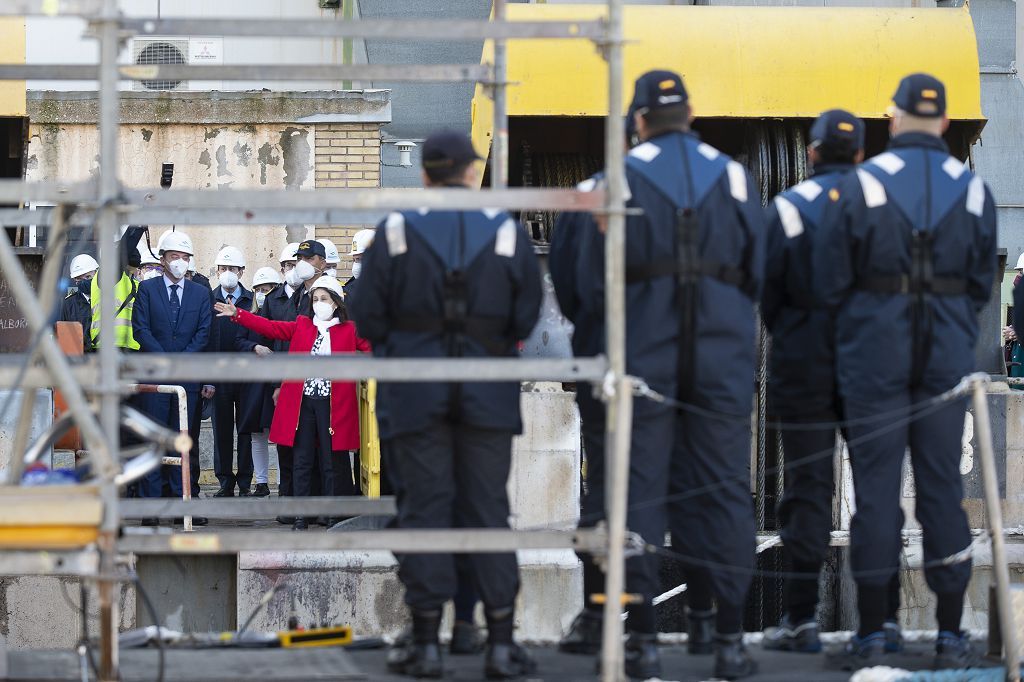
top-left (351, 229), bottom-right (376, 256)
top-left (319, 238), bottom-right (340, 265)
top-left (158, 230), bottom-right (194, 256)
top-left (252, 266), bottom-right (282, 287)
top-left (139, 246), bottom-right (160, 266)
top-left (215, 245), bottom-right (246, 268)
top-left (310, 275), bottom-right (344, 300)
top-left (188, 259), bottom-right (197, 273)
top-left (280, 242), bottom-right (299, 263)
top-left (1016, 252), bottom-right (1024, 271)
top-left (69, 254), bottom-right (98, 279)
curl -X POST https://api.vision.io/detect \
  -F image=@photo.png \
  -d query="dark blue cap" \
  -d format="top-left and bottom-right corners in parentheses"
top-left (421, 129), bottom-right (482, 171)
top-left (295, 239), bottom-right (326, 259)
top-left (892, 73), bottom-right (946, 118)
top-left (630, 70), bottom-right (689, 114)
top-left (809, 109), bottom-right (865, 158)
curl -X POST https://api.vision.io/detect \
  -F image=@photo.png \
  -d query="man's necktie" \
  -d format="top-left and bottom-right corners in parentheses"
top-left (169, 284), bottom-right (180, 326)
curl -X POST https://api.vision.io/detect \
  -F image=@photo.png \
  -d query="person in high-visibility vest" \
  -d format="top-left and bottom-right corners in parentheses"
top-left (89, 225), bottom-right (147, 351)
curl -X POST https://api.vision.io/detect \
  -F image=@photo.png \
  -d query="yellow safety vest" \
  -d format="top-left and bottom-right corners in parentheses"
top-left (90, 271), bottom-right (140, 351)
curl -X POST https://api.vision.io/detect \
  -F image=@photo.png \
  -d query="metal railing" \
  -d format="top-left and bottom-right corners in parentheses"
top-left (0, 2), bottom-right (631, 680)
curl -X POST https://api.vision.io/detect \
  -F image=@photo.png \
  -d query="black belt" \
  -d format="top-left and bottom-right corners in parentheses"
top-left (391, 315), bottom-right (510, 356)
top-left (856, 274), bottom-right (968, 296)
top-left (625, 259), bottom-right (749, 291)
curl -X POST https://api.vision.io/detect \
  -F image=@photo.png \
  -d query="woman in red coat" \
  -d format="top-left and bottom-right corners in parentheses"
top-left (215, 276), bottom-right (369, 530)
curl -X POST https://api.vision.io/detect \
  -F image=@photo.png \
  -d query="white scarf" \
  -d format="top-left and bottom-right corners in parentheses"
top-left (312, 316), bottom-right (339, 335)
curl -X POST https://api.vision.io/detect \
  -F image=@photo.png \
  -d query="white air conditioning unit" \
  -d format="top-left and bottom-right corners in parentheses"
top-left (131, 37), bottom-right (223, 92)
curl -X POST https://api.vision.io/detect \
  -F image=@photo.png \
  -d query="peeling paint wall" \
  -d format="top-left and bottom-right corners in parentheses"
top-left (25, 122), bottom-right (317, 282)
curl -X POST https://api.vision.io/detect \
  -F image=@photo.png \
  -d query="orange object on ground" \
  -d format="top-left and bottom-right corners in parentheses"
top-left (53, 321), bottom-right (83, 451)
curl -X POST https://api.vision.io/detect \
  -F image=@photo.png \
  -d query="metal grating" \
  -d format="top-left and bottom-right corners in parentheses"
top-left (132, 39), bottom-right (188, 91)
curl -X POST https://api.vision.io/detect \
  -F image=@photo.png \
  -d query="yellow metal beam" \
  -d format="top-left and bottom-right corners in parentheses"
top-left (0, 17), bottom-right (25, 117)
top-left (473, 5), bottom-right (984, 158)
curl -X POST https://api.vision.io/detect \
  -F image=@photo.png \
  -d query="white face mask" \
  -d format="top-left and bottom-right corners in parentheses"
top-left (312, 301), bottom-right (336, 322)
top-left (325, 267), bottom-right (337, 279)
top-left (294, 260), bottom-right (316, 282)
top-left (284, 268), bottom-right (303, 289)
top-left (218, 270), bottom-right (239, 290)
top-left (167, 258), bottom-right (189, 280)
top-left (142, 270), bottom-right (161, 281)
top-left (255, 292), bottom-right (267, 308)
top-left (351, 262), bottom-right (362, 279)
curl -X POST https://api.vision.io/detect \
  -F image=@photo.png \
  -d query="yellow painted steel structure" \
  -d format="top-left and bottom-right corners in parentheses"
top-left (358, 380), bottom-right (381, 498)
top-left (472, 4), bottom-right (984, 158)
top-left (0, 17), bottom-right (25, 117)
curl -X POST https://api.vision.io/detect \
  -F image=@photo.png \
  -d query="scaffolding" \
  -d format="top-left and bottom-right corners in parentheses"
top-left (0, 0), bottom-right (634, 680)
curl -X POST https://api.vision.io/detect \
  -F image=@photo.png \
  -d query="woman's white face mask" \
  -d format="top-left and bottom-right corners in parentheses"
top-left (312, 301), bottom-right (336, 322)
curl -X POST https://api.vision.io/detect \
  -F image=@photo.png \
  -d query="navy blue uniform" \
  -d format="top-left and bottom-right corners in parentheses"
top-left (762, 164), bottom-right (851, 621)
top-left (59, 287), bottom-right (93, 352)
top-left (236, 297), bottom-right (277, 435)
top-left (209, 285), bottom-right (254, 494)
top-left (552, 131), bottom-right (764, 630)
top-left (350, 208), bottom-right (542, 612)
top-left (814, 132), bottom-right (997, 603)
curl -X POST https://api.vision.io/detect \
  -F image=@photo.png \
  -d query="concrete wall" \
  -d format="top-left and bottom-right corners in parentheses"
top-left (24, 90), bottom-right (389, 282)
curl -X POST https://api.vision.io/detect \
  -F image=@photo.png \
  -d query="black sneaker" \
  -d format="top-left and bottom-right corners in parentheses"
top-left (558, 610), bottom-right (602, 655)
top-left (624, 632), bottom-right (661, 680)
top-left (237, 488), bottom-right (253, 498)
top-left (883, 619), bottom-right (904, 653)
top-left (252, 483), bottom-right (271, 497)
top-left (713, 632), bottom-right (757, 680)
top-left (388, 637), bottom-right (443, 679)
top-left (935, 630), bottom-right (979, 670)
top-left (292, 518), bottom-right (308, 531)
top-left (484, 642), bottom-right (536, 680)
top-left (212, 487), bottom-right (233, 498)
top-left (830, 632), bottom-right (886, 671)
top-left (762, 614), bottom-right (822, 653)
top-left (140, 517), bottom-right (160, 527)
top-left (687, 608), bottom-right (715, 655)
top-left (449, 620), bottom-right (483, 655)
top-left (276, 516), bottom-right (295, 525)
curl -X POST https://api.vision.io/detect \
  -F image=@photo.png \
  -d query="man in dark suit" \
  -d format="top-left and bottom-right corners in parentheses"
top-left (209, 245), bottom-right (255, 497)
top-left (131, 230), bottom-right (212, 523)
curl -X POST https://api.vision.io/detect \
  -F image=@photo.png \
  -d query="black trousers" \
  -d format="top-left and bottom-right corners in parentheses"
top-left (277, 445), bottom-right (293, 496)
top-left (577, 390), bottom-right (675, 632)
top-left (668, 405), bottom-right (756, 616)
top-left (212, 383), bottom-right (253, 492)
top-left (389, 421), bottom-right (518, 612)
top-left (292, 397), bottom-right (335, 498)
top-left (845, 391), bottom-right (972, 596)
top-left (332, 450), bottom-right (359, 496)
top-left (776, 412), bottom-right (838, 620)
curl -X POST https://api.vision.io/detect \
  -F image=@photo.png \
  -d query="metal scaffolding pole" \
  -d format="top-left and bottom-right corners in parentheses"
top-left (600, 0), bottom-right (629, 679)
top-left (491, 0), bottom-right (509, 190)
top-left (96, 0), bottom-right (122, 678)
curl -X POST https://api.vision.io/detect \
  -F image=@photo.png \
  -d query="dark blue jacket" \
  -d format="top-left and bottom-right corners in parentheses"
top-left (762, 164), bottom-right (852, 416)
top-left (132, 276), bottom-right (212, 394)
top-left (814, 132), bottom-right (997, 399)
top-left (560, 131), bottom-right (764, 414)
top-left (350, 207), bottom-right (542, 439)
top-left (550, 203), bottom-right (603, 358)
top-left (208, 285), bottom-right (253, 356)
top-left (235, 291), bottom-right (279, 433)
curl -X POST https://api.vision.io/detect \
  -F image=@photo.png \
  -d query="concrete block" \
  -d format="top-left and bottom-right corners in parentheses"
top-left (237, 551), bottom-right (407, 638)
top-left (0, 576), bottom-right (134, 649)
top-left (0, 389), bottom-right (53, 473)
top-left (137, 555), bottom-right (237, 633)
top-left (516, 550), bottom-right (583, 644)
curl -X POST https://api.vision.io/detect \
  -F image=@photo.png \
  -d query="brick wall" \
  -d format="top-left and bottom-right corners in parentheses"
top-left (314, 122), bottom-right (382, 278)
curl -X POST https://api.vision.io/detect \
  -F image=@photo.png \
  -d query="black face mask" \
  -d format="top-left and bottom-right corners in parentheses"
top-left (76, 276), bottom-right (92, 290)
